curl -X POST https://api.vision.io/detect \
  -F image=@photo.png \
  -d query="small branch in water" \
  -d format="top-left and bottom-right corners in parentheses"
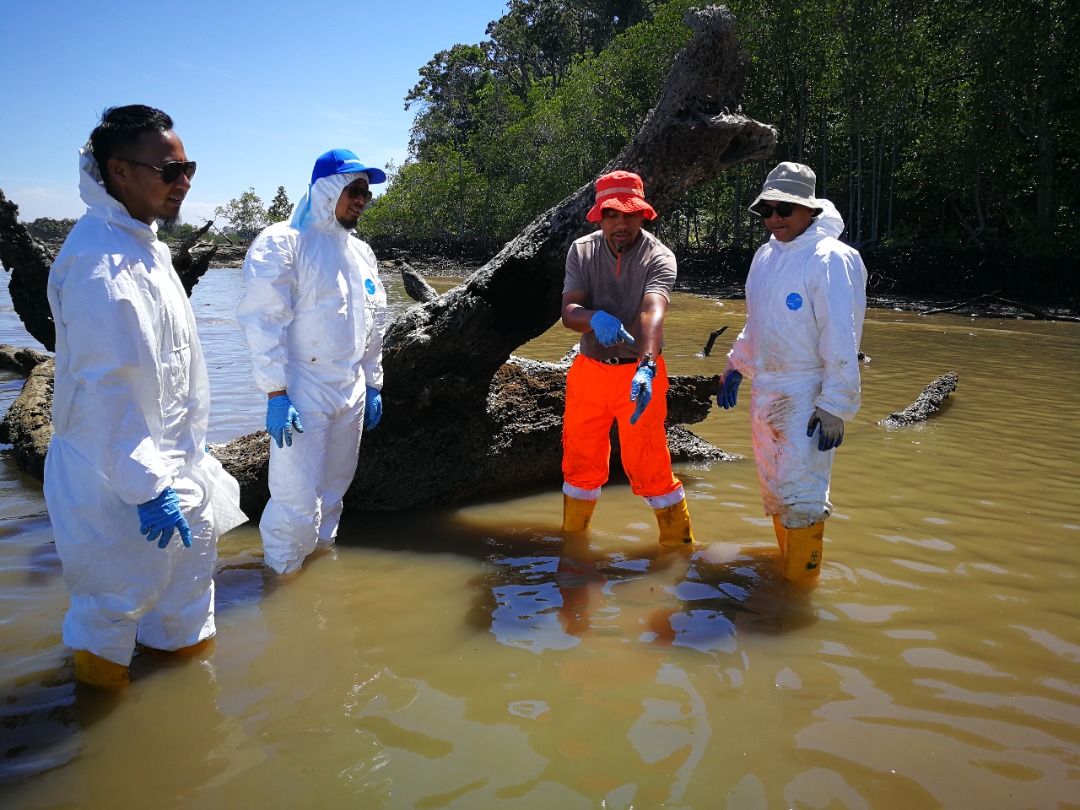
top-left (700, 326), bottom-right (729, 357)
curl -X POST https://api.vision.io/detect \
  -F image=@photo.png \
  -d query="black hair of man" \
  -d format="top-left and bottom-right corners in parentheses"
top-left (89, 105), bottom-right (174, 191)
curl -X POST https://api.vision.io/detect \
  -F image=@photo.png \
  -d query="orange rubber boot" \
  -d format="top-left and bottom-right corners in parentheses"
top-left (782, 522), bottom-right (824, 581)
top-left (563, 495), bottom-right (598, 533)
top-left (73, 649), bottom-right (130, 689)
top-left (654, 498), bottom-right (695, 548)
top-left (772, 515), bottom-right (787, 556)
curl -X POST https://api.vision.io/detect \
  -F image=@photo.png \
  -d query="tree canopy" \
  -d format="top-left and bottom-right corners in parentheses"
top-left (266, 186), bottom-right (292, 223)
top-left (359, 0), bottom-right (1079, 301)
top-left (215, 188), bottom-right (268, 239)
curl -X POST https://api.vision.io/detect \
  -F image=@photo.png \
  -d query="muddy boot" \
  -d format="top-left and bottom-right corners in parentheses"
top-left (653, 498), bottom-right (695, 548)
top-left (782, 522), bottom-right (824, 581)
top-left (563, 495), bottom-right (598, 533)
top-left (73, 649), bottom-right (130, 689)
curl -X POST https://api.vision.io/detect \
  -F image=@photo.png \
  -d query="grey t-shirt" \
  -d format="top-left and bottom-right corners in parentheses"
top-left (563, 229), bottom-right (677, 361)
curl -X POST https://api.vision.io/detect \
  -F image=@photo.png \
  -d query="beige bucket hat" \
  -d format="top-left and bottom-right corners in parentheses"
top-left (749, 162), bottom-right (823, 216)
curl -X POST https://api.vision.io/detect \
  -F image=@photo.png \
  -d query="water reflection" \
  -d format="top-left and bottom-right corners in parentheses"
top-left (2, 271), bottom-right (1080, 807)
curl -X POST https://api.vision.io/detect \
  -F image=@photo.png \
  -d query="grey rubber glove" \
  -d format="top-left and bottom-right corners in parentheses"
top-left (807, 407), bottom-right (844, 451)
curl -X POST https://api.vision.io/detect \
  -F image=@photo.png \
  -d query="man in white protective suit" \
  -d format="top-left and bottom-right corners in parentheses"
top-left (44, 105), bottom-right (246, 689)
top-left (715, 162), bottom-right (867, 582)
top-left (236, 149), bottom-right (387, 576)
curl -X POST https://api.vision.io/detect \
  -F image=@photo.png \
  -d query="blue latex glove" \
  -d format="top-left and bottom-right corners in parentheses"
top-left (266, 394), bottom-right (303, 448)
top-left (364, 386), bottom-right (383, 431)
top-left (716, 370), bottom-right (743, 409)
top-left (590, 310), bottom-right (630, 347)
top-left (629, 364), bottom-right (655, 425)
top-left (807, 407), bottom-right (845, 451)
top-left (138, 487), bottom-right (192, 549)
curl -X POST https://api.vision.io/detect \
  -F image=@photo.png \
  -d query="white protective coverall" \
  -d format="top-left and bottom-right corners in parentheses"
top-left (236, 172), bottom-right (386, 574)
top-left (727, 201), bottom-right (867, 528)
top-left (44, 149), bottom-right (245, 666)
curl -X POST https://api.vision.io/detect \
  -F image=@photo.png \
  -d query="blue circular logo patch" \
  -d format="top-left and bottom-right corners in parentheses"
top-left (786, 293), bottom-right (803, 311)
top-left (365, 279), bottom-right (377, 295)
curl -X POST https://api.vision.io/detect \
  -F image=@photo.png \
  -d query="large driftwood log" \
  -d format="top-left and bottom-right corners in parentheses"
top-left (0, 189), bottom-right (55, 351)
top-left (347, 5), bottom-right (774, 510)
top-left (0, 357), bottom-right (54, 478)
top-left (878, 372), bottom-right (959, 427)
top-left (2, 6), bottom-right (768, 514)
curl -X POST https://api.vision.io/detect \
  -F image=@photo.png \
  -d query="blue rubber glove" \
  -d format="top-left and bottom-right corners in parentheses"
top-left (629, 364), bottom-right (655, 425)
top-left (590, 310), bottom-right (629, 347)
top-left (364, 386), bottom-right (382, 431)
top-left (807, 407), bottom-right (845, 451)
top-left (266, 394), bottom-right (303, 448)
top-left (716, 370), bottom-right (743, 409)
top-left (138, 487), bottom-right (192, 549)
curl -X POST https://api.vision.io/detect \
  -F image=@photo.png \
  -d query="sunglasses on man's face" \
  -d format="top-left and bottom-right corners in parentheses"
top-left (120, 157), bottom-right (197, 184)
top-left (753, 201), bottom-right (797, 219)
top-left (343, 183), bottom-right (373, 203)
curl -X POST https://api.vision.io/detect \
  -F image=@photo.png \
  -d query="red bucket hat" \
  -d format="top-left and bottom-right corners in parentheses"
top-left (586, 170), bottom-right (657, 223)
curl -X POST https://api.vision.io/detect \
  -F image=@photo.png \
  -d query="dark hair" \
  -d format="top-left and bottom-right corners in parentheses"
top-left (89, 105), bottom-right (174, 182)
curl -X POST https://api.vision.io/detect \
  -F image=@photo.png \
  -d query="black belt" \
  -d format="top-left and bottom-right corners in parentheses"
top-left (593, 353), bottom-right (659, 365)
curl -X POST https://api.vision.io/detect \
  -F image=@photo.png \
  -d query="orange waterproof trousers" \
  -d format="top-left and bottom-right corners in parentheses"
top-left (562, 354), bottom-right (682, 498)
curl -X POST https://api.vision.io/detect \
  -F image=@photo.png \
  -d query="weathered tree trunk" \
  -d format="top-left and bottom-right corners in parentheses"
top-left (347, 5), bottom-right (775, 510)
top-left (2, 6), bottom-right (773, 514)
top-left (0, 189), bottom-right (55, 351)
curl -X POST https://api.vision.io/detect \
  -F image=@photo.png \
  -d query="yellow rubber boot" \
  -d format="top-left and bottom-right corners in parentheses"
top-left (73, 649), bottom-right (130, 689)
top-left (563, 495), bottom-right (598, 533)
top-left (145, 637), bottom-right (215, 657)
top-left (772, 515), bottom-right (787, 556)
top-left (173, 638), bottom-right (215, 656)
top-left (654, 499), bottom-right (695, 548)
top-left (782, 522), bottom-right (825, 581)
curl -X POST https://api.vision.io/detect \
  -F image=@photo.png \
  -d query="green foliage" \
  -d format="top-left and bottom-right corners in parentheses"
top-left (215, 188), bottom-right (267, 238)
top-left (266, 186), bottom-right (292, 223)
top-left (372, 0), bottom-right (1080, 293)
top-left (25, 217), bottom-right (77, 241)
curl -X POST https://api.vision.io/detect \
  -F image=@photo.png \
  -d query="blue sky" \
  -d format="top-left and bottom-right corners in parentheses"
top-left (0, 0), bottom-right (511, 225)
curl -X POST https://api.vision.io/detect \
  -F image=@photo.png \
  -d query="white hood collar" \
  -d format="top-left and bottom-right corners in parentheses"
top-left (77, 146), bottom-right (158, 235)
top-left (288, 172), bottom-right (365, 233)
top-left (771, 198), bottom-right (845, 250)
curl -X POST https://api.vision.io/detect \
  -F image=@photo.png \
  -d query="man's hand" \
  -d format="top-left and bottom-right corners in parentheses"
top-left (138, 487), bottom-right (192, 549)
top-left (716, 369), bottom-right (743, 409)
top-left (807, 407), bottom-right (844, 451)
top-left (590, 311), bottom-right (630, 347)
top-left (629, 364), bottom-right (655, 425)
top-left (267, 394), bottom-right (304, 448)
top-left (364, 386), bottom-right (382, 431)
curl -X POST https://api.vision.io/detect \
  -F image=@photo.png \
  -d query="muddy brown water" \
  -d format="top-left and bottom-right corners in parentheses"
top-left (1, 270), bottom-right (1078, 808)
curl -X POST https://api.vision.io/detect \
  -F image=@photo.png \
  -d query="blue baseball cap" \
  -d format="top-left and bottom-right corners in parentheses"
top-left (310, 149), bottom-right (387, 185)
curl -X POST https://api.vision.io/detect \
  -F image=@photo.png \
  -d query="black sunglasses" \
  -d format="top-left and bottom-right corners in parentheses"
top-left (344, 183), bottom-right (373, 203)
top-left (753, 201), bottom-right (797, 219)
top-left (120, 157), bottom-right (197, 183)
